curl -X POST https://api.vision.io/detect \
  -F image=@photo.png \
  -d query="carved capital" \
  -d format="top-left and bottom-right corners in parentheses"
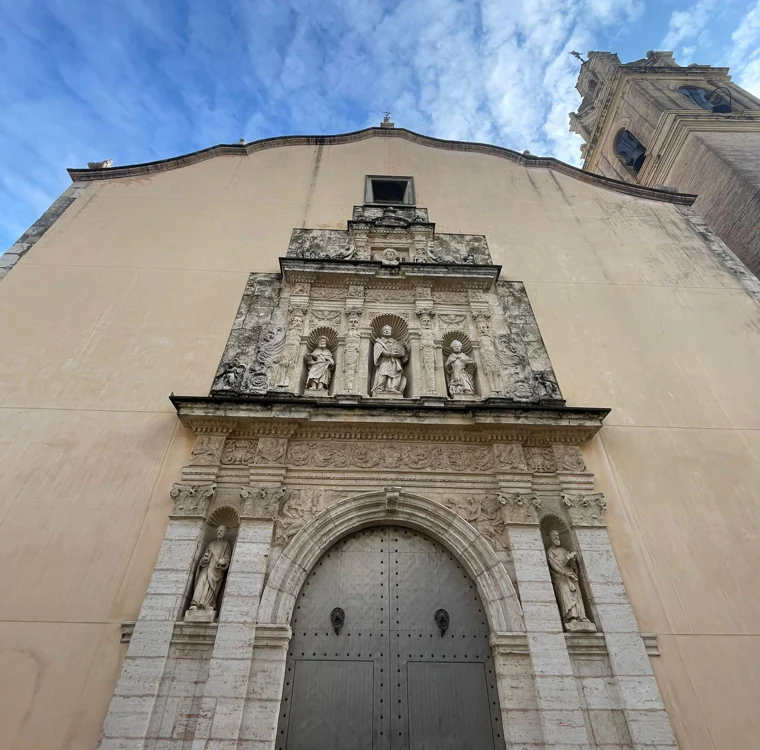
top-left (170, 483), bottom-right (216, 518)
top-left (240, 486), bottom-right (285, 520)
top-left (562, 492), bottom-right (607, 527)
top-left (498, 492), bottom-right (541, 524)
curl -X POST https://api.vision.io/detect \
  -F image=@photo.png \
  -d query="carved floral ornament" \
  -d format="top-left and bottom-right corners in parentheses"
top-left (562, 492), bottom-right (607, 526)
top-left (170, 483), bottom-right (216, 517)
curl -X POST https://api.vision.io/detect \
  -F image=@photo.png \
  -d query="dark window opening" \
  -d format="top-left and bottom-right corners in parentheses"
top-left (615, 129), bottom-right (647, 174)
top-left (365, 176), bottom-right (414, 205)
top-left (679, 86), bottom-right (732, 113)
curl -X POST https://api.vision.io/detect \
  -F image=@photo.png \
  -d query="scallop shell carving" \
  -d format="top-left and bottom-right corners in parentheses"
top-left (306, 326), bottom-right (339, 351)
top-left (442, 330), bottom-right (473, 355)
top-left (207, 505), bottom-right (240, 529)
top-left (370, 313), bottom-right (409, 341)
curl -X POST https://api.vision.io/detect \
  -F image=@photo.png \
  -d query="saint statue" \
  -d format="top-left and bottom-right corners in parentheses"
top-left (545, 530), bottom-right (596, 632)
top-left (305, 336), bottom-right (334, 391)
top-left (445, 340), bottom-right (476, 396)
top-left (371, 325), bottom-right (408, 396)
top-left (188, 525), bottom-right (231, 613)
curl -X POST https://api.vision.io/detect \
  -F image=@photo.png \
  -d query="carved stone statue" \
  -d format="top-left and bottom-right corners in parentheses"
top-left (545, 530), bottom-right (596, 632)
top-left (445, 340), bottom-right (476, 396)
top-left (372, 325), bottom-right (408, 396)
top-left (186, 525), bottom-right (232, 620)
top-left (305, 336), bottom-right (334, 392)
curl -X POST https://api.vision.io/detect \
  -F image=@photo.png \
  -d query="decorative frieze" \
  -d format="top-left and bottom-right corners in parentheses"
top-left (188, 435), bottom-right (226, 466)
top-left (285, 440), bottom-right (494, 472)
top-left (525, 446), bottom-right (557, 473)
top-left (493, 443), bottom-right (528, 472)
top-left (254, 437), bottom-right (288, 465)
top-left (554, 444), bottom-right (587, 472)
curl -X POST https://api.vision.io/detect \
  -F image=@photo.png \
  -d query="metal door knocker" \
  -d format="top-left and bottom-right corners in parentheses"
top-left (434, 608), bottom-right (449, 636)
top-left (330, 607), bottom-right (345, 635)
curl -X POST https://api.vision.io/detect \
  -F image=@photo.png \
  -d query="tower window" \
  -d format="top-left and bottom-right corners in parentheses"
top-left (614, 129), bottom-right (647, 174)
top-left (679, 86), bottom-right (732, 113)
top-left (365, 176), bottom-right (415, 205)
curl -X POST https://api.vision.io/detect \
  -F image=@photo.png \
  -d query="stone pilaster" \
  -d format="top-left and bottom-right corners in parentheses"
top-left (506, 524), bottom-right (592, 749)
top-left (574, 527), bottom-right (678, 748)
top-left (98, 517), bottom-right (206, 749)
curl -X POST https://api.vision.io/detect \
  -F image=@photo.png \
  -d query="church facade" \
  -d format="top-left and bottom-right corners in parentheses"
top-left (1, 119), bottom-right (760, 750)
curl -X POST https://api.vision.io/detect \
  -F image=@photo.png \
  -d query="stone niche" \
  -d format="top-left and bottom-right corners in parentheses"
top-left (210, 205), bottom-right (562, 404)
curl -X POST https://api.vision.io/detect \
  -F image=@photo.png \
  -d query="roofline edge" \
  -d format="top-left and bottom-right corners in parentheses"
top-left (68, 126), bottom-right (696, 205)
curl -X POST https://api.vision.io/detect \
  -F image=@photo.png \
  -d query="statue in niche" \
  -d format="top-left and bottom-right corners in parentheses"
top-left (187, 525), bottom-right (231, 618)
top-left (372, 325), bottom-right (408, 396)
top-left (445, 340), bottom-right (477, 396)
top-left (305, 336), bottom-right (334, 392)
top-left (545, 530), bottom-right (596, 632)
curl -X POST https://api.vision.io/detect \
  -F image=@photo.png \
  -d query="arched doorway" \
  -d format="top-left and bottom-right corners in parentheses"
top-left (276, 525), bottom-right (507, 750)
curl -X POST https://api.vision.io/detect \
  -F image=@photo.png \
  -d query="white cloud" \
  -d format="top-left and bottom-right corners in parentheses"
top-left (662, 0), bottom-right (717, 54)
top-left (728, 0), bottom-right (760, 96)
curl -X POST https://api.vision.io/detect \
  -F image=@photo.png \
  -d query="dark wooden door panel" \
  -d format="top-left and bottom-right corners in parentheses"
top-left (407, 662), bottom-right (495, 750)
top-left (285, 660), bottom-right (374, 750)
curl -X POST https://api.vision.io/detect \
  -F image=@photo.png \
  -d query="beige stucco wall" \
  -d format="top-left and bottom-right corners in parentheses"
top-left (1, 132), bottom-right (759, 749)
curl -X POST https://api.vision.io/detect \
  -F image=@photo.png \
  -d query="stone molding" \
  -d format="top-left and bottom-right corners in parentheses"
top-left (561, 492), bottom-right (607, 527)
top-left (68, 126), bottom-right (696, 205)
top-left (169, 482), bottom-right (216, 518)
top-left (257, 489), bottom-right (526, 633)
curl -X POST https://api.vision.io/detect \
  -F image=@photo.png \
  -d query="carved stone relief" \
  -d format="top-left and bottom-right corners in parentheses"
top-left (525, 446), bottom-right (557, 473)
top-left (444, 339), bottom-right (477, 397)
top-left (493, 443), bottom-right (528, 472)
top-left (254, 438), bottom-right (288, 465)
top-left (418, 312), bottom-right (437, 395)
top-left (554, 445), bottom-right (587, 472)
top-left (189, 436), bottom-right (225, 466)
top-left (441, 494), bottom-right (508, 550)
top-left (240, 486), bottom-right (287, 519)
top-left (286, 441), bottom-right (495, 472)
top-left (342, 309), bottom-right (361, 393)
top-left (275, 306), bottom-right (307, 389)
top-left (221, 439), bottom-right (255, 465)
top-left (304, 336), bottom-right (335, 393)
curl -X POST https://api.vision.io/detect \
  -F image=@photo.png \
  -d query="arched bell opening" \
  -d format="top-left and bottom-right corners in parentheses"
top-left (275, 523), bottom-right (509, 750)
top-left (614, 128), bottom-right (647, 174)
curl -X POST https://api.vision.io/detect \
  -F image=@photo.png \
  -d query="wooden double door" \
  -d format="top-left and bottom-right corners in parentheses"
top-left (277, 525), bottom-right (506, 750)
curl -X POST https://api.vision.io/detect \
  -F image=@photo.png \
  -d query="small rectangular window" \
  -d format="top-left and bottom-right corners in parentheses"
top-left (365, 176), bottom-right (415, 205)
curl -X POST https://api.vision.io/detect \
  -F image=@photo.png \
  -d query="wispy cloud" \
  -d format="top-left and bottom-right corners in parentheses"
top-left (729, 0), bottom-right (760, 93)
top-left (0, 0), bottom-right (757, 253)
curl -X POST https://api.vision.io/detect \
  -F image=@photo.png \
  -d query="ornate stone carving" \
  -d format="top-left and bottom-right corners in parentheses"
top-left (546, 530), bottom-right (596, 632)
top-left (274, 490), bottom-right (309, 545)
top-left (445, 340), bottom-right (476, 396)
top-left (310, 309), bottom-right (342, 326)
top-left (372, 325), bottom-right (409, 396)
top-left (498, 492), bottom-right (541, 524)
top-left (493, 443), bottom-right (527, 472)
top-left (243, 322), bottom-right (286, 393)
top-left (554, 445), bottom-right (587, 472)
top-left (255, 438), bottom-right (288, 465)
top-left (342, 310), bottom-right (361, 393)
top-left (439, 313), bottom-right (467, 327)
top-left (221, 439), bottom-right (255, 465)
top-left (240, 486), bottom-right (287, 519)
top-left (286, 441), bottom-right (494, 472)
top-left (418, 312), bottom-right (437, 395)
top-left (385, 486), bottom-right (401, 514)
top-left (474, 314), bottom-right (503, 394)
top-left (562, 492), bottom-right (607, 526)
top-left (189, 436), bottom-right (225, 466)
top-left (215, 362), bottom-right (245, 391)
top-left (275, 306), bottom-right (308, 389)
top-left (366, 288), bottom-right (416, 303)
top-left (305, 336), bottom-right (335, 392)
top-left (311, 286), bottom-right (348, 300)
top-left (170, 483), bottom-right (216, 517)
top-left (525, 446), bottom-right (557, 473)
top-left (186, 525), bottom-right (232, 619)
top-left (442, 494), bottom-right (507, 550)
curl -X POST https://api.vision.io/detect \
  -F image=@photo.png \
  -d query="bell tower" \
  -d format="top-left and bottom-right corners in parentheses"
top-left (570, 50), bottom-right (760, 275)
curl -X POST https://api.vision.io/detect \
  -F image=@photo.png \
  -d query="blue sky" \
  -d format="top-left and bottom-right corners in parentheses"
top-left (2, 0), bottom-right (760, 253)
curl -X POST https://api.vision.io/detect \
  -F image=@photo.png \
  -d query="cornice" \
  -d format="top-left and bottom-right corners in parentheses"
top-left (638, 109), bottom-right (760, 186)
top-left (67, 126), bottom-right (695, 206)
top-left (170, 393), bottom-right (610, 444)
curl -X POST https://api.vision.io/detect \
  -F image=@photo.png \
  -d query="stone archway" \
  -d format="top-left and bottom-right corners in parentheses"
top-left (257, 489), bottom-right (525, 634)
